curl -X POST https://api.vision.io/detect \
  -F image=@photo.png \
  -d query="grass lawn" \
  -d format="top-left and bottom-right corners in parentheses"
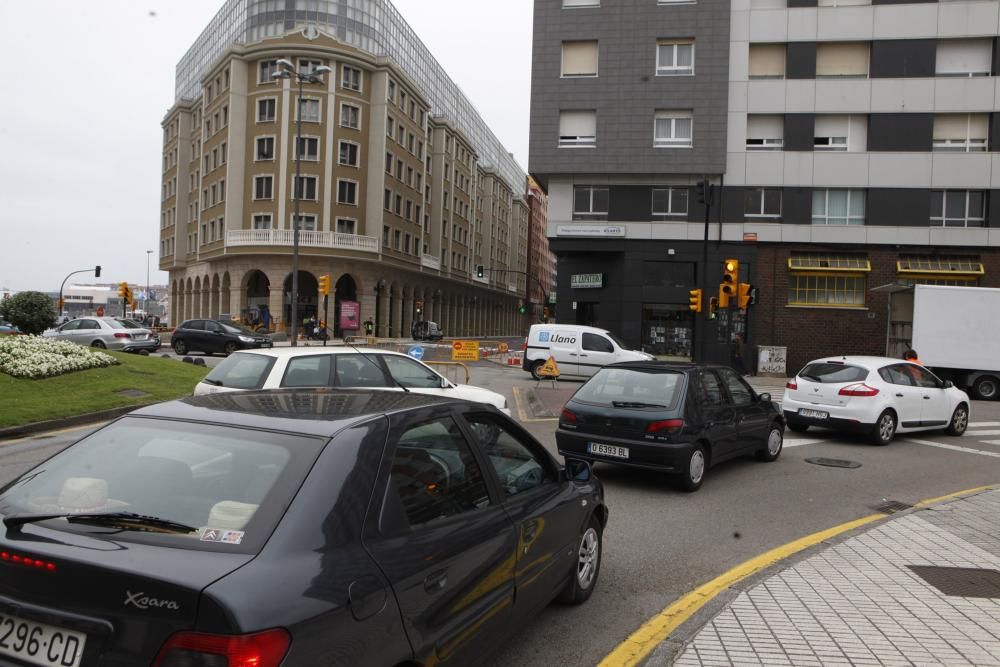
top-left (0, 351), bottom-right (209, 428)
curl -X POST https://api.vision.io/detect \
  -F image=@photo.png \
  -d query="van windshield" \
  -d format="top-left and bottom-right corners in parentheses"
top-left (606, 332), bottom-right (629, 351)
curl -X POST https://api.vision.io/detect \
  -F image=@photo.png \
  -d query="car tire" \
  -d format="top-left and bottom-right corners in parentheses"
top-left (756, 423), bottom-right (784, 462)
top-left (173, 339), bottom-right (188, 355)
top-left (223, 342), bottom-right (237, 356)
top-left (91, 340), bottom-right (106, 350)
top-left (529, 359), bottom-right (546, 381)
top-left (972, 376), bottom-right (999, 401)
top-left (945, 403), bottom-right (969, 436)
top-left (676, 443), bottom-right (707, 492)
top-left (871, 409), bottom-right (896, 446)
top-left (786, 421), bottom-right (810, 433)
top-left (557, 516), bottom-right (602, 605)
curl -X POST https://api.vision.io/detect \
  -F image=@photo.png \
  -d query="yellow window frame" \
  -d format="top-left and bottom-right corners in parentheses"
top-left (896, 256), bottom-right (983, 275)
top-left (788, 254), bottom-right (871, 272)
top-left (788, 272), bottom-right (867, 307)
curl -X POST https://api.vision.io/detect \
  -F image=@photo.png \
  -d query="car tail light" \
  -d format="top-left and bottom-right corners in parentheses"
top-left (153, 629), bottom-right (290, 667)
top-left (0, 551), bottom-right (57, 572)
top-left (560, 408), bottom-right (577, 423)
top-left (647, 419), bottom-right (684, 434)
top-left (838, 383), bottom-right (880, 397)
top-left (114, 333), bottom-right (131, 339)
top-left (786, 380), bottom-right (798, 390)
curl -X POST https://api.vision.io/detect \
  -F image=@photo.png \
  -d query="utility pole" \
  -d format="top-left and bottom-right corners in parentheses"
top-left (696, 179), bottom-right (714, 364)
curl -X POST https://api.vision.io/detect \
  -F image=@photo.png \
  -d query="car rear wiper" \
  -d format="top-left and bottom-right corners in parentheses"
top-left (202, 378), bottom-right (223, 386)
top-left (4, 511), bottom-right (197, 534)
top-left (799, 374), bottom-right (821, 382)
top-left (612, 401), bottom-right (667, 408)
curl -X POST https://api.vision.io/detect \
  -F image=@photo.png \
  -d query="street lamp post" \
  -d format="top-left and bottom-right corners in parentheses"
top-left (273, 59), bottom-right (332, 347)
top-left (145, 250), bottom-right (153, 315)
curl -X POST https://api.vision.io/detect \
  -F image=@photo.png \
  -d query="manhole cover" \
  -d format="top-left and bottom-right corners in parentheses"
top-left (805, 457), bottom-right (861, 469)
top-left (116, 389), bottom-right (150, 398)
top-left (872, 500), bottom-right (912, 514)
top-left (908, 566), bottom-right (1000, 598)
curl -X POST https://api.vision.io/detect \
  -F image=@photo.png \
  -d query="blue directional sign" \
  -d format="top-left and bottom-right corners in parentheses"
top-left (408, 345), bottom-right (425, 360)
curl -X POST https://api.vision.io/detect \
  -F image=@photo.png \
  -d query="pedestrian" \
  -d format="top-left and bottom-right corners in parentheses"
top-left (260, 305), bottom-right (271, 332)
top-left (733, 333), bottom-right (749, 377)
top-left (903, 349), bottom-right (923, 366)
top-left (364, 318), bottom-right (374, 336)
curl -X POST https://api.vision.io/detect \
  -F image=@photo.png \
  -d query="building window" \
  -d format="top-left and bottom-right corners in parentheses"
top-left (573, 186), bottom-right (609, 220)
top-left (814, 115), bottom-right (866, 152)
top-left (385, 152), bottom-right (393, 173)
top-left (787, 253), bottom-right (870, 307)
top-left (336, 218), bottom-right (356, 235)
top-left (341, 104), bottom-right (360, 130)
top-left (654, 110), bottom-right (693, 148)
top-left (558, 110), bottom-right (597, 147)
top-left (561, 41), bottom-right (599, 77)
top-left (394, 230), bottom-right (402, 250)
top-left (746, 115), bottom-right (783, 150)
top-left (387, 79), bottom-right (396, 102)
top-left (298, 58), bottom-right (322, 75)
top-left (256, 98), bottom-right (276, 122)
top-left (656, 40), bottom-right (694, 76)
top-left (384, 188), bottom-right (392, 210)
top-left (931, 190), bottom-right (985, 227)
top-left (296, 136), bottom-right (319, 161)
top-left (812, 189), bottom-right (865, 225)
top-left (338, 180), bottom-right (358, 205)
top-left (749, 44), bottom-right (785, 79)
top-left (296, 98), bottom-right (321, 123)
top-left (933, 114), bottom-right (988, 152)
top-left (936, 39), bottom-right (992, 77)
top-left (259, 59), bottom-right (278, 83)
top-left (292, 214), bottom-right (316, 232)
top-left (293, 176), bottom-right (318, 200)
top-left (652, 188), bottom-right (689, 217)
top-left (563, 0), bottom-right (600, 5)
top-left (254, 175), bottom-right (273, 200)
top-left (395, 194), bottom-right (403, 215)
top-left (383, 225), bottom-right (390, 246)
top-left (897, 255), bottom-right (983, 285)
top-left (405, 200), bottom-right (413, 220)
top-left (255, 136), bottom-right (275, 161)
top-left (744, 188), bottom-right (781, 218)
top-left (252, 214), bottom-right (272, 230)
top-left (816, 42), bottom-right (869, 78)
top-left (342, 65), bottom-right (362, 91)
top-left (339, 141), bottom-right (359, 166)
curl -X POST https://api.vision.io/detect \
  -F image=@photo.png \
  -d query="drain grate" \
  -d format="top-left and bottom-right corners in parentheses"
top-left (872, 500), bottom-right (913, 515)
top-left (805, 457), bottom-right (862, 469)
top-left (908, 566), bottom-right (1000, 599)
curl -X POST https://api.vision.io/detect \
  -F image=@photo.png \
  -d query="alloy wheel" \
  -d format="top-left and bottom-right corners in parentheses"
top-left (879, 414), bottom-right (895, 442)
top-left (689, 449), bottom-right (705, 485)
top-left (767, 428), bottom-right (783, 456)
top-left (577, 527), bottom-right (599, 590)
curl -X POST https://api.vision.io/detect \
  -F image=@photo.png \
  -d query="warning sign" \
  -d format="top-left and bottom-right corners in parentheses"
top-left (498, 342), bottom-right (509, 354)
top-left (451, 340), bottom-right (480, 361)
top-left (538, 356), bottom-right (560, 378)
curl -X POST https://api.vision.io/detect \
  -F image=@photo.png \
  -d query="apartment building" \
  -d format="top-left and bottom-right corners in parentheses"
top-left (160, 0), bottom-right (530, 338)
top-left (531, 0), bottom-right (1000, 371)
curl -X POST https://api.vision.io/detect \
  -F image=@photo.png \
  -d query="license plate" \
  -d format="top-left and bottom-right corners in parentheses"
top-left (0, 612), bottom-right (86, 667)
top-left (135, 334), bottom-right (148, 340)
top-left (588, 442), bottom-right (629, 459)
top-left (798, 408), bottom-right (829, 419)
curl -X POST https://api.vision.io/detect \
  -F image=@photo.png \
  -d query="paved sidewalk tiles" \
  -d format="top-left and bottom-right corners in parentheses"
top-left (659, 489), bottom-right (1000, 666)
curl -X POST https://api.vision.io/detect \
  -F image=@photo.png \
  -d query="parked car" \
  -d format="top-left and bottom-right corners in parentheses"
top-left (194, 347), bottom-right (511, 415)
top-left (557, 362), bottom-right (784, 491)
top-left (42, 317), bottom-right (160, 352)
top-left (783, 356), bottom-right (970, 445)
top-left (412, 320), bottom-right (444, 341)
top-left (0, 324), bottom-right (21, 335)
top-left (171, 319), bottom-right (272, 356)
top-left (0, 389), bottom-right (607, 666)
top-left (523, 324), bottom-right (654, 380)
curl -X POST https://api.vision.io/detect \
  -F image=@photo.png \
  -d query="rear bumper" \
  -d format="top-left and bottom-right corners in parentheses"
top-left (121, 339), bottom-right (161, 352)
top-left (783, 409), bottom-right (872, 432)
top-left (556, 428), bottom-right (694, 474)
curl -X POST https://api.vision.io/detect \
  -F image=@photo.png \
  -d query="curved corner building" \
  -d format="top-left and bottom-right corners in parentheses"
top-left (159, 0), bottom-right (533, 337)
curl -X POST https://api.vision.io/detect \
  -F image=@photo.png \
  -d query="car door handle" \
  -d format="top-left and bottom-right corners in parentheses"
top-left (569, 352), bottom-right (577, 356)
top-left (923, 396), bottom-right (931, 400)
top-left (579, 354), bottom-right (588, 357)
top-left (895, 393), bottom-right (904, 397)
top-left (423, 569), bottom-right (448, 592)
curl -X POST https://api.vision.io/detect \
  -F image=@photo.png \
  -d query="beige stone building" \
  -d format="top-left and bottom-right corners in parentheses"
top-left (160, 4), bottom-right (529, 337)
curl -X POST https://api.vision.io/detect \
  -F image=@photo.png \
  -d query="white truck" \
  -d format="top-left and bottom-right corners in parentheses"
top-left (911, 284), bottom-right (1000, 400)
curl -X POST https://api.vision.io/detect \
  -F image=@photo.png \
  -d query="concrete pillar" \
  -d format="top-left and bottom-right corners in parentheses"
top-left (403, 293), bottom-right (414, 339)
top-left (267, 288), bottom-right (284, 334)
top-left (392, 289), bottom-right (403, 338)
top-left (379, 289), bottom-right (390, 337)
top-left (229, 286), bottom-right (244, 319)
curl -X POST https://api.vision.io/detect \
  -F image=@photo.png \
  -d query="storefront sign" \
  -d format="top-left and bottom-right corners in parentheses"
top-left (571, 273), bottom-right (604, 289)
top-left (556, 224), bottom-right (626, 237)
top-left (339, 300), bottom-right (359, 331)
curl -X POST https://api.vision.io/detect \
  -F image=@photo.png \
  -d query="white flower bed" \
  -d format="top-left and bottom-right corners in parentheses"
top-left (0, 336), bottom-right (119, 379)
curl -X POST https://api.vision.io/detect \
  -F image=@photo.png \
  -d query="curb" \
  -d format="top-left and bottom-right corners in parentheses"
top-left (0, 405), bottom-right (145, 440)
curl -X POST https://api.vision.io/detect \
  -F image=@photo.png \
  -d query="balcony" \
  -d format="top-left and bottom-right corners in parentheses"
top-left (227, 229), bottom-right (378, 253)
top-left (421, 254), bottom-right (441, 270)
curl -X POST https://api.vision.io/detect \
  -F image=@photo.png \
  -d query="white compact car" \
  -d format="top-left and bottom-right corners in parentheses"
top-left (193, 347), bottom-right (510, 415)
top-left (783, 356), bottom-right (970, 444)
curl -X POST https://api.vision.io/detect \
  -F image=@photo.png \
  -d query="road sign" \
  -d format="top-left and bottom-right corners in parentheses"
top-left (539, 356), bottom-right (560, 378)
top-left (451, 340), bottom-right (480, 361)
top-left (498, 342), bottom-right (509, 354)
top-left (408, 345), bottom-right (425, 360)
top-left (96, 306), bottom-right (105, 317)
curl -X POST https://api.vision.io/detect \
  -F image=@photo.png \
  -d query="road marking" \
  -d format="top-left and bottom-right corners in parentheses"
top-left (0, 422), bottom-right (108, 447)
top-left (783, 438), bottom-right (828, 448)
top-left (965, 430), bottom-right (1000, 437)
top-left (914, 484), bottom-right (995, 508)
top-left (510, 386), bottom-right (559, 424)
top-left (905, 438), bottom-right (1000, 459)
top-left (596, 514), bottom-right (884, 667)
top-left (969, 421), bottom-right (1000, 427)
top-left (981, 440), bottom-right (1000, 446)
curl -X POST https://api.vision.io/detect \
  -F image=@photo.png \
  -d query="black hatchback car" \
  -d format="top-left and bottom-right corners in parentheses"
top-left (0, 390), bottom-right (606, 667)
top-left (557, 362), bottom-right (784, 491)
top-left (171, 319), bottom-right (272, 356)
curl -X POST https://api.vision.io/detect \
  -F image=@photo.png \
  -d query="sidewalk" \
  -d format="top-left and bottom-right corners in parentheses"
top-left (650, 488), bottom-right (1000, 667)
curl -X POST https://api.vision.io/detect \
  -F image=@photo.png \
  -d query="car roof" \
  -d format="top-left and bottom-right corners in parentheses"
top-left (803, 356), bottom-right (912, 370)
top-left (604, 360), bottom-right (722, 372)
top-left (131, 388), bottom-right (465, 437)
top-left (228, 346), bottom-right (412, 359)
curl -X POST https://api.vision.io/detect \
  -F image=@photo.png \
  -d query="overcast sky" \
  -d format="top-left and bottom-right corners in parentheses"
top-left (0, 0), bottom-right (532, 292)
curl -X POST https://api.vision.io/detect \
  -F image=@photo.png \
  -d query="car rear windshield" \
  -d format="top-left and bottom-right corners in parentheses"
top-left (204, 353), bottom-right (276, 389)
top-left (798, 363), bottom-right (869, 383)
top-left (572, 367), bottom-right (684, 409)
top-left (0, 417), bottom-right (327, 553)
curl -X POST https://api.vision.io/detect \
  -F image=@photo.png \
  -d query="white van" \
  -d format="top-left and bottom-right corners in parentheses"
top-left (522, 324), bottom-right (653, 380)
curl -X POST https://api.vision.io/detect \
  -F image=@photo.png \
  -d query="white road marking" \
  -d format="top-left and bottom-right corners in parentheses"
top-left (964, 430), bottom-right (1000, 437)
top-left (783, 439), bottom-right (828, 448)
top-left (980, 440), bottom-right (1000, 446)
top-left (905, 438), bottom-right (1000, 459)
top-left (969, 421), bottom-right (1000, 427)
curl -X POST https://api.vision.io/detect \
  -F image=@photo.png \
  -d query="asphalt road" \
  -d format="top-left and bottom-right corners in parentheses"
top-left (2, 362), bottom-right (999, 667)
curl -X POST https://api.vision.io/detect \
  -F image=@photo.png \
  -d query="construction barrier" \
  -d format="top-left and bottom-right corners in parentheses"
top-left (425, 361), bottom-right (470, 384)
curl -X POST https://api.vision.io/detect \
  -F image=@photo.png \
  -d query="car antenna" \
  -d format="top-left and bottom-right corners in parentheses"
top-left (342, 338), bottom-right (410, 392)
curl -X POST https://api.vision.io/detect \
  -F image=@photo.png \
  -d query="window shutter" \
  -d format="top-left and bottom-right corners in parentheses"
top-left (816, 43), bottom-right (869, 76)
top-left (815, 115), bottom-right (849, 137)
top-left (936, 39), bottom-right (992, 75)
top-left (562, 41), bottom-right (599, 76)
top-left (934, 115), bottom-right (971, 140)
top-left (747, 115), bottom-right (783, 140)
top-left (559, 111), bottom-right (597, 137)
top-left (749, 44), bottom-right (785, 77)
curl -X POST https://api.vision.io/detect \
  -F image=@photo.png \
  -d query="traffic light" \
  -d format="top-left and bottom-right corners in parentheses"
top-left (415, 299), bottom-right (423, 314)
top-left (738, 282), bottom-right (752, 309)
top-left (318, 274), bottom-right (331, 296)
top-left (688, 288), bottom-right (702, 313)
top-left (118, 282), bottom-right (128, 298)
top-left (542, 306), bottom-right (550, 319)
top-left (57, 298), bottom-right (65, 310)
top-left (518, 303), bottom-right (527, 315)
top-left (708, 296), bottom-right (719, 320)
top-left (95, 265), bottom-right (101, 278)
top-left (719, 258), bottom-right (739, 308)
top-left (476, 265), bottom-right (485, 278)
top-left (695, 181), bottom-right (707, 204)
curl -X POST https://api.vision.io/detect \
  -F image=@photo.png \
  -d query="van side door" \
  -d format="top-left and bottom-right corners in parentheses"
top-left (578, 332), bottom-right (617, 377)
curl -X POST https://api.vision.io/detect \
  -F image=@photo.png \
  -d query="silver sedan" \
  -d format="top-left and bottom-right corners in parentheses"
top-left (43, 317), bottom-right (161, 352)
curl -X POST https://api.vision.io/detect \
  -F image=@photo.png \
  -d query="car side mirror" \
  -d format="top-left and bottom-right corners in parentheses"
top-left (943, 380), bottom-right (954, 389)
top-left (440, 376), bottom-right (451, 389)
top-left (758, 392), bottom-right (771, 403)
top-left (564, 458), bottom-right (592, 483)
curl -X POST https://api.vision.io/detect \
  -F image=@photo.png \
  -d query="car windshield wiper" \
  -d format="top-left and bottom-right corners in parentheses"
top-left (202, 378), bottom-right (223, 386)
top-left (612, 401), bottom-right (667, 408)
top-left (3, 511), bottom-right (197, 534)
top-left (800, 374), bottom-right (822, 382)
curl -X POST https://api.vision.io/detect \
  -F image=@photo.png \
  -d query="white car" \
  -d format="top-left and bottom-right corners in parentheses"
top-left (783, 356), bottom-right (970, 445)
top-left (193, 347), bottom-right (511, 415)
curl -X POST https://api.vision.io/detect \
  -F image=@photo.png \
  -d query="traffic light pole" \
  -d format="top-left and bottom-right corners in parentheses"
top-left (58, 266), bottom-right (101, 319)
top-left (699, 182), bottom-right (712, 364)
top-left (322, 294), bottom-right (329, 347)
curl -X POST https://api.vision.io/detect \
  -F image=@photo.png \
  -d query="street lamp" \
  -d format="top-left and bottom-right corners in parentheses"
top-left (145, 250), bottom-right (153, 315)
top-left (272, 58), bottom-right (332, 346)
